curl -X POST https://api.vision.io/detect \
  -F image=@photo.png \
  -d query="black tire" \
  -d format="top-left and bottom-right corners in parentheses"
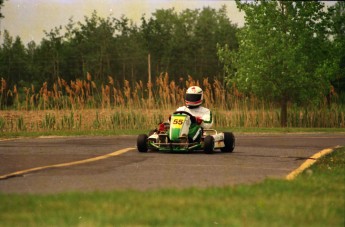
top-left (137, 134), bottom-right (148, 152)
top-left (204, 135), bottom-right (215, 154)
top-left (221, 132), bottom-right (235, 153)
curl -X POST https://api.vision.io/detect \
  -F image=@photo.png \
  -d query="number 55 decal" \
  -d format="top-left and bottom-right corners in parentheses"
top-left (172, 116), bottom-right (185, 128)
top-left (173, 119), bottom-right (184, 125)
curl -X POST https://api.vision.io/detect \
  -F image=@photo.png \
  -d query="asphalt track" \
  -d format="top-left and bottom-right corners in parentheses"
top-left (0, 133), bottom-right (344, 194)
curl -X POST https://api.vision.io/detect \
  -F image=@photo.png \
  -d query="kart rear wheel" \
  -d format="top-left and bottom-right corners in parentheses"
top-left (221, 132), bottom-right (235, 153)
top-left (137, 134), bottom-right (148, 152)
top-left (204, 135), bottom-right (215, 154)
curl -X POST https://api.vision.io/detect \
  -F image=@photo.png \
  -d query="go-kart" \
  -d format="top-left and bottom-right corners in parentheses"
top-left (137, 111), bottom-right (235, 154)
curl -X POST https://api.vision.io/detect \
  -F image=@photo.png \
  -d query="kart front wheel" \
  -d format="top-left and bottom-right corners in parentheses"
top-left (221, 132), bottom-right (235, 153)
top-left (204, 135), bottom-right (215, 154)
top-left (137, 134), bottom-right (148, 152)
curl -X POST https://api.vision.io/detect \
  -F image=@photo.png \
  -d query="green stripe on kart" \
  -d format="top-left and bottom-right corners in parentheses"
top-left (171, 128), bottom-right (181, 141)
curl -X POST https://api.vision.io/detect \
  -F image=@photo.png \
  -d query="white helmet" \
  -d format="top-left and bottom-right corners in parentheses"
top-left (185, 86), bottom-right (203, 107)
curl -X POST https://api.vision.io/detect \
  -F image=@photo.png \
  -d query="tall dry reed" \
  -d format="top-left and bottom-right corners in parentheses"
top-left (0, 73), bottom-right (344, 132)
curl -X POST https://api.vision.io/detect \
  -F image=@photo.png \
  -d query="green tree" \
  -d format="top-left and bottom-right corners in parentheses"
top-left (142, 7), bottom-right (238, 81)
top-left (141, 9), bottom-right (178, 77)
top-left (43, 26), bottom-right (64, 82)
top-left (171, 9), bottom-right (198, 77)
top-left (0, 6), bottom-right (239, 92)
top-left (0, 30), bottom-right (13, 80)
top-left (330, 2), bottom-right (345, 102)
top-left (0, 0), bottom-right (5, 18)
top-left (194, 6), bottom-right (238, 80)
top-left (114, 16), bottom-right (147, 84)
top-left (0, 30), bottom-right (29, 85)
top-left (71, 11), bottom-right (117, 81)
top-left (26, 40), bottom-right (39, 84)
top-left (218, 1), bottom-right (334, 127)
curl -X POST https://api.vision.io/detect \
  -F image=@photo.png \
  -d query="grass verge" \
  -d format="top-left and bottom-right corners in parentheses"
top-left (0, 147), bottom-right (344, 226)
top-left (1, 127), bottom-right (344, 138)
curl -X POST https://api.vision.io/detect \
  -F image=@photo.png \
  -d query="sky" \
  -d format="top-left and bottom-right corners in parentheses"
top-left (0, 0), bottom-right (245, 45)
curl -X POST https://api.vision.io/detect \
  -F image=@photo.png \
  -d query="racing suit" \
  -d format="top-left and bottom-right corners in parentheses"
top-left (176, 106), bottom-right (213, 142)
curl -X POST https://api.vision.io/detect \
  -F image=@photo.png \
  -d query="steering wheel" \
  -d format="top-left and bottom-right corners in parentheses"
top-left (173, 111), bottom-right (196, 124)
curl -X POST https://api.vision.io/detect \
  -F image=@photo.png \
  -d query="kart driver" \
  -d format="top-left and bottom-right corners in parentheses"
top-left (175, 86), bottom-right (213, 142)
